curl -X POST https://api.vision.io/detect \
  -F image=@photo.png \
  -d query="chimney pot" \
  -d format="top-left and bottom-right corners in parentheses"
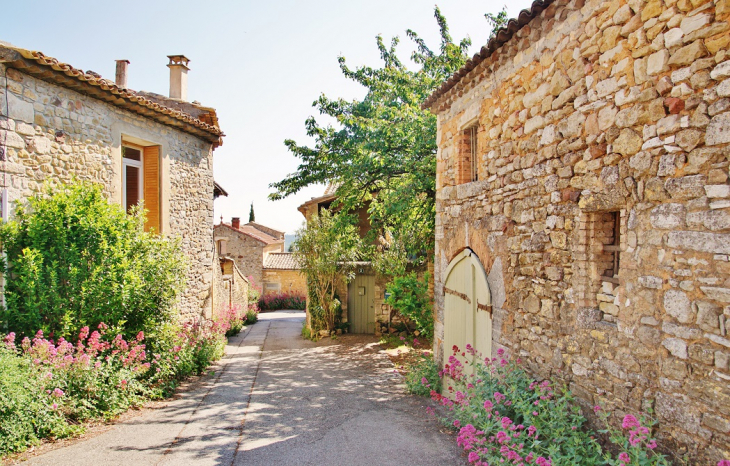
top-left (231, 217), bottom-right (240, 229)
top-left (115, 60), bottom-right (130, 88)
top-left (167, 54), bottom-right (190, 101)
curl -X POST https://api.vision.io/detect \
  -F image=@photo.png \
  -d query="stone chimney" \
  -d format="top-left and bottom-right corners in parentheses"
top-left (115, 59), bottom-right (130, 88)
top-left (231, 217), bottom-right (240, 229)
top-left (167, 55), bottom-right (190, 101)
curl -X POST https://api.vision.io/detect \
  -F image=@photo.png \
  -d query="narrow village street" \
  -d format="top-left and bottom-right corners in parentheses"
top-left (19, 311), bottom-right (464, 466)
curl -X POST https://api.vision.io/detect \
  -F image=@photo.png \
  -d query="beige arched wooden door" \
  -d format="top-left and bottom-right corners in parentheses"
top-left (443, 249), bottom-right (492, 365)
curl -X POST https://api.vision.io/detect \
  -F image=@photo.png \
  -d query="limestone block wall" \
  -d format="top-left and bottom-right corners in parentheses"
top-left (214, 225), bottom-right (265, 288)
top-left (262, 269), bottom-right (307, 296)
top-left (212, 258), bottom-right (249, 318)
top-left (431, 0), bottom-right (730, 461)
top-left (0, 65), bottom-right (216, 319)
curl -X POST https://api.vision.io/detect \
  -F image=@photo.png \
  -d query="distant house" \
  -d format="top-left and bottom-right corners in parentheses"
top-left (262, 252), bottom-right (306, 297)
top-left (298, 189), bottom-right (409, 334)
top-left (0, 43), bottom-right (239, 318)
top-left (214, 218), bottom-right (285, 289)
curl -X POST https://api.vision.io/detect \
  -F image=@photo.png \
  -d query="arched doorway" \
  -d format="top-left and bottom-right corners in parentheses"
top-left (443, 249), bottom-right (492, 363)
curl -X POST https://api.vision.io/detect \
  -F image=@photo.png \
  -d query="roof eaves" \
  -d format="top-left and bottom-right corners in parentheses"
top-left (0, 46), bottom-right (225, 146)
top-left (422, 0), bottom-right (555, 112)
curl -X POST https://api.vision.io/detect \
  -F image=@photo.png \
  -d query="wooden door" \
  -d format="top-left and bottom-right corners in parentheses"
top-left (443, 249), bottom-right (492, 365)
top-left (348, 274), bottom-right (375, 334)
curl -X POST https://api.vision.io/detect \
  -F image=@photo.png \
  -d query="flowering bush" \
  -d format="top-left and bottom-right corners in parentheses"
top-left (216, 305), bottom-right (244, 337)
top-left (0, 319), bottom-right (228, 457)
top-left (258, 291), bottom-right (306, 311)
top-left (432, 345), bottom-right (669, 466)
top-left (404, 350), bottom-right (441, 397)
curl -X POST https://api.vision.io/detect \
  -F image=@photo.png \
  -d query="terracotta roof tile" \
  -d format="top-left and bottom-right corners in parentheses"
top-left (264, 253), bottom-right (301, 270)
top-left (423, 0), bottom-right (555, 111)
top-left (0, 45), bottom-right (224, 145)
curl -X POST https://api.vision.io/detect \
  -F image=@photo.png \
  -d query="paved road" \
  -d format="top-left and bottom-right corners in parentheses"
top-left (22, 310), bottom-right (464, 465)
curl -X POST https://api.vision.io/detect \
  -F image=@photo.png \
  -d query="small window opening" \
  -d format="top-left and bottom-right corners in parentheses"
top-left (600, 212), bottom-right (621, 284)
top-left (469, 126), bottom-right (478, 182)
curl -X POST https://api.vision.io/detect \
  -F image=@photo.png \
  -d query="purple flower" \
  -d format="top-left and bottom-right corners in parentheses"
top-left (618, 452), bottom-right (630, 462)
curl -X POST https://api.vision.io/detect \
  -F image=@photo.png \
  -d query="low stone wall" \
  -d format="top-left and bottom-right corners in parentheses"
top-left (430, 0), bottom-right (730, 461)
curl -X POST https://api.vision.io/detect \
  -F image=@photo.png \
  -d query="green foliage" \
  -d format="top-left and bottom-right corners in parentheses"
top-left (270, 7), bottom-right (471, 271)
top-left (258, 292), bottom-right (306, 311)
top-left (294, 209), bottom-right (360, 333)
top-left (404, 352), bottom-right (441, 396)
top-left (438, 347), bottom-right (669, 465)
top-left (0, 182), bottom-right (187, 340)
top-left (249, 202), bottom-right (255, 223)
top-left (244, 309), bottom-right (258, 325)
top-left (0, 345), bottom-right (78, 454)
top-left (385, 272), bottom-right (433, 339)
top-left (485, 6), bottom-right (509, 38)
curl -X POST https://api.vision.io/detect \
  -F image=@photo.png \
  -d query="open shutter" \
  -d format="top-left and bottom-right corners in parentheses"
top-left (143, 146), bottom-right (160, 233)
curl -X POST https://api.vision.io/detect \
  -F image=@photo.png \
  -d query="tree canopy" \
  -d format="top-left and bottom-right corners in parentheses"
top-left (271, 7), bottom-right (506, 276)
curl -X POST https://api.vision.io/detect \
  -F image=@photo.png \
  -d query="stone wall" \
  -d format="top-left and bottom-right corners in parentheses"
top-left (262, 269), bottom-right (307, 296)
top-left (430, 0), bottom-right (730, 461)
top-left (214, 225), bottom-right (265, 288)
top-left (0, 64), bottom-right (216, 319)
top-left (212, 257), bottom-right (249, 318)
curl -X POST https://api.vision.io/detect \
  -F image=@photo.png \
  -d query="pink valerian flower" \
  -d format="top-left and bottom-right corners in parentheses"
top-left (497, 348), bottom-right (505, 356)
top-left (593, 405), bottom-right (601, 414)
top-left (493, 392), bottom-right (506, 403)
top-left (421, 377), bottom-right (430, 387)
top-left (3, 332), bottom-right (16, 350)
top-left (501, 417), bottom-right (512, 429)
top-left (618, 452), bottom-right (630, 462)
top-left (453, 420), bottom-right (461, 428)
top-left (535, 457), bottom-right (552, 466)
top-left (52, 388), bottom-right (64, 397)
top-left (718, 461), bottom-right (730, 466)
top-left (467, 451), bottom-right (480, 463)
top-left (647, 440), bottom-right (657, 450)
top-left (136, 331), bottom-right (144, 342)
top-left (483, 400), bottom-right (493, 410)
top-left (527, 425), bottom-right (537, 437)
top-left (51, 403), bottom-right (58, 410)
top-left (622, 414), bottom-right (640, 429)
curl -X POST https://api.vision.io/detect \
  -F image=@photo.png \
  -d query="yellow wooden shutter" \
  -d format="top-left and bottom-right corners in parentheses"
top-left (143, 146), bottom-right (160, 233)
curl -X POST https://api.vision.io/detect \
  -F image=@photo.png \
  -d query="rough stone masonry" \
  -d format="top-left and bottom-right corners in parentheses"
top-left (427, 0), bottom-right (730, 461)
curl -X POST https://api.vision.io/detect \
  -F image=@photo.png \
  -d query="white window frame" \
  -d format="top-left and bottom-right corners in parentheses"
top-left (122, 144), bottom-right (144, 211)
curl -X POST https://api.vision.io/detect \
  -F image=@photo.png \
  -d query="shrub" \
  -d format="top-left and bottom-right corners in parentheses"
top-left (216, 305), bottom-right (244, 337)
top-left (432, 346), bottom-right (669, 466)
top-left (404, 351), bottom-right (441, 396)
top-left (385, 272), bottom-right (432, 339)
top-left (258, 291), bottom-right (306, 311)
top-left (0, 318), bottom-right (229, 457)
top-left (244, 309), bottom-right (258, 325)
top-left (0, 182), bottom-right (187, 341)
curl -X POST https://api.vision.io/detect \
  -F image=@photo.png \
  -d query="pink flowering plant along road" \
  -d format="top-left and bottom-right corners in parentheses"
top-left (0, 306), bottom-right (241, 458)
top-left (430, 345), bottom-right (671, 466)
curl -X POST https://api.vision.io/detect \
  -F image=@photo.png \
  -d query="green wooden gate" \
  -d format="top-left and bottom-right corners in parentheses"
top-left (348, 274), bottom-right (375, 334)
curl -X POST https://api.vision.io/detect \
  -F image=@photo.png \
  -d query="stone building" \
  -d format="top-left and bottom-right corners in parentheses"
top-left (262, 252), bottom-right (306, 297)
top-left (0, 44), bottom-right (226, 319)
top-left (214, 218), bottom-right (285, 289)
top-left (425, 0), bottom-right (730, 461)
top-left (298, 191), bottom-right (398, 334)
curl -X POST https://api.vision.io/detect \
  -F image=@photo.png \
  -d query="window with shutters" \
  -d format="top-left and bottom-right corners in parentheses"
top-left (122, 142), bottom-right (161, 233)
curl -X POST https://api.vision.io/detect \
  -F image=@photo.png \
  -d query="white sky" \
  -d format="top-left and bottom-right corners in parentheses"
top-left (5, 0), bottom-right (532, 235)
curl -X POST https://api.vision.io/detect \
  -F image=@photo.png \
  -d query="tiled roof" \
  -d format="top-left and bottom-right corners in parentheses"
top-left (264, 253), bottom-right (301, 270)
top-left (422, 0), bottom-right (555, 111)
top-left (217, 223), bottom-right (283, 245)
top-left (0, 45), bottom-right (224, 146)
